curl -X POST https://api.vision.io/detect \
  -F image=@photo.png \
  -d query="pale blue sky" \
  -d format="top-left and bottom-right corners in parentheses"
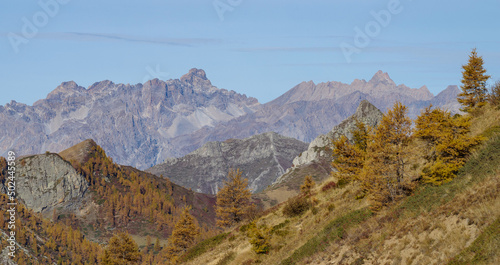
top-left (1, 0), bottom-right (499, 105)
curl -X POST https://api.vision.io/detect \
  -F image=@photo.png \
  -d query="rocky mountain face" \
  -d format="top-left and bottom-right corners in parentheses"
top-left (172, 71), bottom-right (461, 156)
top-left (0, 69), bottom-right (460, 170)
top-left (256, 100), bottom-right (383, 208)
top-left (1, 139), bottom-right (219, 242)
top-left (147, 132), bottom-right (308, 194)
top-left (0, 69), bottom-right (259, 169)
top-left (1, 153), bottom-right (89, 213)
top-left (291, 100), bottom-right (383, 168)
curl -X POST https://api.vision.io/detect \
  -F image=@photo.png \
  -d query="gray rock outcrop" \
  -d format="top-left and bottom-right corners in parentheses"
top-left (273, 100), bottom-right (383, 186)
top-left (292, 100), bottom-right (384, 167)
top-left (147, 132), bottom-right (308, 194)
top-left (9, 153), bottom-right (88, 212)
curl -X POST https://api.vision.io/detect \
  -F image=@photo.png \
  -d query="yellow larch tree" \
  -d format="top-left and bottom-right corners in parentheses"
top-left (331, 120), bottom-right (370, 183)
top-left (216, 169), bottom-right (252, 228)
top-left (163, 206), bottom-right (200, 264)
top-left (362, 102), bottom-right (412, 210)
top-left (414, 105), bottom-right (483, 185)
top-left (101, 232), bottom-right (141, 265)
top-left (457, 48), bottom-right (491, 112)
top-left (300, 175), bottom-right (315, 197)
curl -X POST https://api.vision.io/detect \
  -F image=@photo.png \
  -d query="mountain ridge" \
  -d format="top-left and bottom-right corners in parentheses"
top-left (147, 131), bottom-right (308, 194)
top-left (0, 69), bottom-right (460, 170)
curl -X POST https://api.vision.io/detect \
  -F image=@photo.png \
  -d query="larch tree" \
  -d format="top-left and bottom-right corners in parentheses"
top-left (216, 169), bottom-right (252, 228)
top-left (414, 105), bottom-right (483, 185)
top-left (457, 48), bottom-right (491, 112)
top-left (300, 175), bottom-right (316, 197)
top-left (101, 232), bottom-right (141, 265)
top-left (362, 102), bottom-right (412, 210)
top-left (163, 206), bottom-right (200, 263)
top-left (331, 120), bottom-right (370, 183)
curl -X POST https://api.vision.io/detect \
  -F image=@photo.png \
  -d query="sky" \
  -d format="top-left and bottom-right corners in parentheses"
top-left (1, 0), bottom-right (499, 106)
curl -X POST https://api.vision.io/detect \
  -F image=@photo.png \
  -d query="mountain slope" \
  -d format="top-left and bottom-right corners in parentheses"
top-left (1, 139), bottom-right (219, 246)
top-left (180, 104), bottom-right (500, 265)
top-left (147, 132), bottom-right (308, 194)
top-left (256, 100), bottom-right (383, 208)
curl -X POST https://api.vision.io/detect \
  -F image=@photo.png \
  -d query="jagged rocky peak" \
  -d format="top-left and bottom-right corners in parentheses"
top-left (369, 70), bottom-right (395, 86)
top-left (180, 68), bottom-right (212, 87)
top-left (87, 80), bottom-right (115, 92)
top-left (46, 81), bottom-right (86, 100)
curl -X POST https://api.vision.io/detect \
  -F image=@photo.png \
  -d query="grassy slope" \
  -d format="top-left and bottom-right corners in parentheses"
top-left (182, 105), bottom-right (500, 265)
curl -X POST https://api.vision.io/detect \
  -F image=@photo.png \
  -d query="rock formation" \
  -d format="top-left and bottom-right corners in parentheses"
top-left (7, 153), bottom-right (88, 213)
top-left (147, 132), bottom-right (308, 194)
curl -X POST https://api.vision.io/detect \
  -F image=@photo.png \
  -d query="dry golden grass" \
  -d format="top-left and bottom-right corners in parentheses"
top-left (469, 103), bottom-right (500, 137)
top-left (183, 104), bottom-right (500, 265)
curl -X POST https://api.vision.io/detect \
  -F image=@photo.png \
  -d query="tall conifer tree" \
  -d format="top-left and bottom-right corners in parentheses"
top-left (457, 48), bottom-right (490, 112)
top-left (216, 169), bottom-right (252, 228)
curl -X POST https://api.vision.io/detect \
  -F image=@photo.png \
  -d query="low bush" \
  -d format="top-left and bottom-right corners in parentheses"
top-left (282, 196), bottom-right (310, 217)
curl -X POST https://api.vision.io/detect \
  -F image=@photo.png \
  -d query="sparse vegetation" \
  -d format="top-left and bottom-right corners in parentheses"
top-left (180, 232), bottom-right (230, 262)
top-left (280, 208), bottom-right (372, 265)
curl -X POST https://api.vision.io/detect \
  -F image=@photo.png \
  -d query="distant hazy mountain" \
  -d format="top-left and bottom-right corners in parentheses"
top-left (147, 132), bottom-right (308, 194)
top-left (171, 71), bottom-right (461, 154)
top-left (0, 69), bottom-right (460, 170)
top-left (0, 69), bottom-right (259, 169)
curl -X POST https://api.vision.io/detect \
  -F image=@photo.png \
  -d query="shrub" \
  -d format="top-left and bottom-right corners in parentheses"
top-left (282, 196), bottom-right (310, 217)
top-left (321, 181), bottom-right (336, 192)
top-left (247, 223), bottom-right (271, 254)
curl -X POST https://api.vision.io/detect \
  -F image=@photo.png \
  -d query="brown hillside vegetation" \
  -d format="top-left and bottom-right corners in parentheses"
top-left (181, 103), bottom-right (500, 265)
top-left (0, 139), bottom-right (221, 264)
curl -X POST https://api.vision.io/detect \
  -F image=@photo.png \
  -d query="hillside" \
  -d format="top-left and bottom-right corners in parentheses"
top-left (147, 132), bottom-right (308, 194)
top-left (256, 100), bottom-right (383, 208)
top-left (179, 104), bottom-right (500, 265)
top-left (0, 139), bottom-right (220, 264)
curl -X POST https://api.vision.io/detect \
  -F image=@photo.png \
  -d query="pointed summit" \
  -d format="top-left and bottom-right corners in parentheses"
top-left (369, 70), bottom-right (395, 86)
top-left (47, 81), bottom-right (86, 100)
top-left (180, 68), bottom-right (212, 88)
top-left (353, 100), bottom-right (382, 119)
top-left (181, 68), bottom-right (208, 81)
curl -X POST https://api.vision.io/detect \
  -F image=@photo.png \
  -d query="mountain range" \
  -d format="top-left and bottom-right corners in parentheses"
top-left (147, 132), bottom-right (308, 194)
top-left (0, 69), bottom-right (460, 170)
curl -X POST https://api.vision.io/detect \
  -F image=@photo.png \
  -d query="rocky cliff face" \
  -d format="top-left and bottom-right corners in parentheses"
top-left (272, 100), bottom-right (383, 187)
top-left (292, 100), bottom-right (383, 168)
top-left (6, 153), bottom-right (88, 213)
top-left (0, 69), bottom-right (459, 170)
top-left (147, 132), bottom-right (308, 194)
